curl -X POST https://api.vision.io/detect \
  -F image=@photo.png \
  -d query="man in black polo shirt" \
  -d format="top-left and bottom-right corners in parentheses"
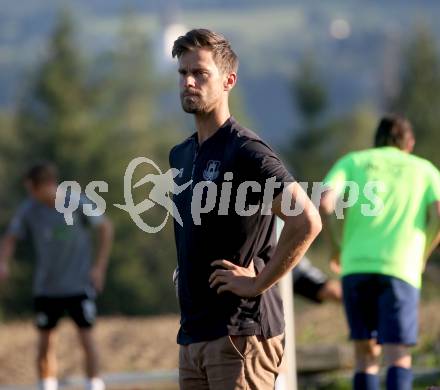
top-left (170, 29), bottom-right (322, 389)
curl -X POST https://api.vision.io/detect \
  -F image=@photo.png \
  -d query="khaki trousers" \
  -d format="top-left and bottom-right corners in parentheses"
top-left (179, 334), bottom-right (284, 390)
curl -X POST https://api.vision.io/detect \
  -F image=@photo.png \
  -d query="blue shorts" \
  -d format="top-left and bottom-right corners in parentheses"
top-left (342, 274), bottom-right (419, 345)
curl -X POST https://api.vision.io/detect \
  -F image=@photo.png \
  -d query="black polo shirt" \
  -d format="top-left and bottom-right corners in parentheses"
top-left (169, 116), bottom-right (294, 345)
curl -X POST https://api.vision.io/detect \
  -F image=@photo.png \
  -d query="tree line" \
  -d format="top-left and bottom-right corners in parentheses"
top-left (0, 11), bottom-right (439, 318)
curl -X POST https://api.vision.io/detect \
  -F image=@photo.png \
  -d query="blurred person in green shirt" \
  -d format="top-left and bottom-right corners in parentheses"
top-left (320, 115), bottom-right (440, 390)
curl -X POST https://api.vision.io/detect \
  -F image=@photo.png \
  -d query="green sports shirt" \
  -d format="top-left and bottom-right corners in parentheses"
top-left (324, 146), bottom-right (440, 288)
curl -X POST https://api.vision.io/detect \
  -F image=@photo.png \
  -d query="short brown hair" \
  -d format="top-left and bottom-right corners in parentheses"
top-left (374, 114), bottom-right (414, 149)
top-left (25, 162), bottom-right (58, 186)
top-left (172, 29), bottom-right (239, 74)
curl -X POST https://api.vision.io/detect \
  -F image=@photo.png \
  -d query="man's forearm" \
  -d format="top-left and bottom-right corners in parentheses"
top-left (424, 230), bottom-right (440, 262)
top-left (424, 202), bottom-right (440, 262)
top-left (322, 212), bottom-right (343, 258)
top-left (94, 220), bottom-right (113, 269)
top-left (0, 235), bottom-right (17, 280)
top-left (319, 190), bottom-right (343, 255)
top-left (254, 214), bottom-right (321, 295)
top-left (0, 235), bottom-right (16, 265)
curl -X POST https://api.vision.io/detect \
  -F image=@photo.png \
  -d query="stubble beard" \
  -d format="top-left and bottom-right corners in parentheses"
top-left (181, 95), bottom-right (208, 114)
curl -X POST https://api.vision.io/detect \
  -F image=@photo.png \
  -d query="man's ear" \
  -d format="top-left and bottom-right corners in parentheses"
top-left (224, 72), bottom-right (237, 92)
top-left (406, 136), bottom-right (415, 153)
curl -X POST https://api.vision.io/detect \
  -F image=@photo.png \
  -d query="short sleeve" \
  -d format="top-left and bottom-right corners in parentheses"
top-left (425, 163), bottom-right (440, 204)
top-left (238, 140), bottom-right (295, 198)
top-left (324, 154), bottom-right (354, 196)
top-left (6, 202), bottom-right (30, 240)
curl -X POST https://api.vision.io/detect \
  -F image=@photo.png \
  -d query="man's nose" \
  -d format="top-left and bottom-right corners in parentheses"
top-left (182, 74), bottom-right (196, 89)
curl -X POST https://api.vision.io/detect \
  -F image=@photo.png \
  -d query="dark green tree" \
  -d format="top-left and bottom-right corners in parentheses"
top-left (285, 56), bottom-right (329, 182)
top-left (0, 111), bottom-right (34, 319)
top-left (390, 26), bottom-right (440, 167)
top-left (16, 10), bottom-right (97, 184)
top-left (293, 55), bottom-right (327, 128)
top-left (91, 15), bottom-right (181, 315)
top-left (3, 9), bottom-right (183, 317)
top-left (285, 55), bottom-right (376, 183)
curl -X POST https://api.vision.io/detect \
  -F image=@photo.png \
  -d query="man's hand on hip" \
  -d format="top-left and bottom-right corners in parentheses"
top-left (209, 259), bottom-right (259, 298)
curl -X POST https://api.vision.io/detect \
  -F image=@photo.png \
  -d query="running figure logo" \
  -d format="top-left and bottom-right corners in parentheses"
top-left (114, 157), bottom-right (192, 233)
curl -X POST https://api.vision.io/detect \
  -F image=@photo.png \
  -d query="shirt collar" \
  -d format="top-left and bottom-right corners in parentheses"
top-left (191, 116), bottom-right (235, 147)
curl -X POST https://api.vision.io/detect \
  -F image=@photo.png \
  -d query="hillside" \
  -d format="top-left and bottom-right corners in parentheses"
top-left (2, 1), bottom-right (440, 144)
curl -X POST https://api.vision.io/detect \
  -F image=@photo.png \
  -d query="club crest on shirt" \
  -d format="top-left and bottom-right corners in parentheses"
top-left (203, 160), bottom-right (221, 181)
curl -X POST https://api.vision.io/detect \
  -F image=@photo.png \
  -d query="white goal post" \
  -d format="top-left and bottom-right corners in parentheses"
top-left (276, 218), bottom-right (297, 390)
